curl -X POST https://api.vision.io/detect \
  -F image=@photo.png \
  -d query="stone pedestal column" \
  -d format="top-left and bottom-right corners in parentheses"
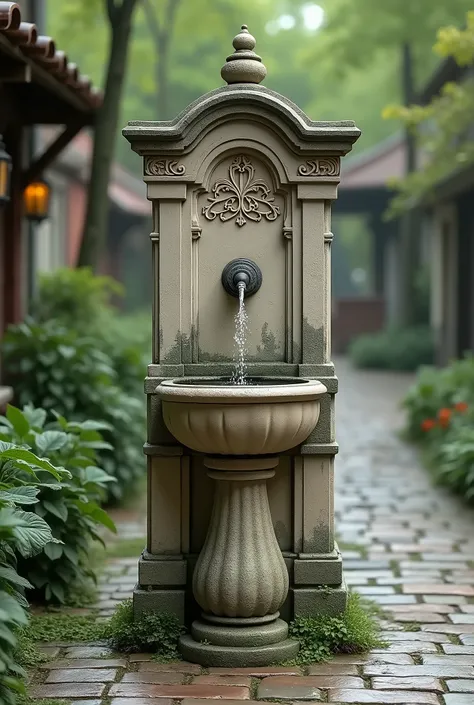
top-left (180, 456), bottom-right (299, 667)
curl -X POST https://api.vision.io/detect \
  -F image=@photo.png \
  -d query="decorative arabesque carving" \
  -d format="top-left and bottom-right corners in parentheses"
top-left (202, 155), bottom-right (280, 227)
top-left (297, 157), bottom-right (340, 177)
top-left (145, 158), bottom-right (186, 176)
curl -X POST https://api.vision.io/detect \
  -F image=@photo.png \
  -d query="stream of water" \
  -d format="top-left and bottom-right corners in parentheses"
top-left (231, 284), bottom-right (249, 385)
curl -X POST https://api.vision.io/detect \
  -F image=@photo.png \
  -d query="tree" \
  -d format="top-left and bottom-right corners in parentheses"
top-left (309, 0), bottom-right (473, 324)
top-left (384, 13), bottom-right (474, 214)
top-left (142, 0), bottom-right (182, 120)
top-left (77, 0), bottom-right (140, 268)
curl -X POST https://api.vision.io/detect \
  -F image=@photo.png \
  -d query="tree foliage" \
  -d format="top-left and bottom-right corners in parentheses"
top-left (383, 12), bottom-right (474, 214)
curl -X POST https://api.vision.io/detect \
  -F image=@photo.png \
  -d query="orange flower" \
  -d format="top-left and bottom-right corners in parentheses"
top-left (455, 402), bottom-right (468, 412)
top-left (421, 419), bottom-right (436, 432)
top-left (437, 408), bottom-right (452, 429)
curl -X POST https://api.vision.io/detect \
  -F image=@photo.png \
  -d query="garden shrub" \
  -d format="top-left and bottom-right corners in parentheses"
top-left (403, 354), bottom-right (474, 501)
top-left (0, 404), bottom-right (116, 604)
top-left (2, 320), bottom-right (144, 504)
top-left (289, 592), bottom-right (383, 664)
top-left (0, 434), bottom-right (66, 704)
top-left (349, 325), bottom-right (434, 371)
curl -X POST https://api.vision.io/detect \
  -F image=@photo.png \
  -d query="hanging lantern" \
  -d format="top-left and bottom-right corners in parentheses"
top-left (23, 178), bottom-right (51, 222)
top-left (0, 135), bottom-right (12, 204)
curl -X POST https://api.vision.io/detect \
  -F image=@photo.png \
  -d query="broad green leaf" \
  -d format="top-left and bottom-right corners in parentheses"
top-left (43, 499), bottom-right (68, 522)
top-left (77, 501), bottom-right (116, 533)
top-left (63, 545), bottom-right (79, 565)
top-left (84, 466), bottom-right (117, 484)
top-left (0, 566), bottom-right (32, 590)
top-left (13, 510), bottom-right (59, 558)
top-left (44, 542), bottom-right (64, 560)
top-left (22, 405), bottom-right (47, 429)
top-left (35, 430), bottom-right (69, 454)
top-left (0, 486), bottom-right (39, 505)
top-left (0, 591), bottom-right (28, 626)
top-left (67, 419), bottom-right (112, 432)
top-left (6, 405), bottom-right (30, 438)
top-left (0, 449), bottom-right (64, 479)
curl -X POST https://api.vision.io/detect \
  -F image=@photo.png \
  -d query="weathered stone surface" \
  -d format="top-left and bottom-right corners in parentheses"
top-left (403, 585), bottom-right (474, 596)
top-left (64, 646), bottom-right (115, 659)
top-left (307, 663), bottom-right (358, 675)
top-left (192, 676), bottom-right (253, 687)
top-left (371, 676), bottom-right (443, 692)
top-left (328, 689), bottom-right (440, 703)
top-left (139, 661), bottom-right (202, 674)
top-left (364, 665), bottom-right (474, 678)
top-left (45, 668), bottom-right (117, 682)
top-left (122, 671), bottom-right (185, 684)
top-left (29, 684), bottom-right (106, 698)
top-left (108, 684), bottom-right (251, 699)
top-left (208, 667), bottom-right (302, 676)
top-left (41, 658), bottom-right (127, 669)
top-left (446, 680), bottom-right (474, 692)
top-left (257, 675), bottom-right (362, 699)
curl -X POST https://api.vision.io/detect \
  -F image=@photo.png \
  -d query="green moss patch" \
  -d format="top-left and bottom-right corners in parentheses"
top-left (24, 613), bottom-right (108, 644)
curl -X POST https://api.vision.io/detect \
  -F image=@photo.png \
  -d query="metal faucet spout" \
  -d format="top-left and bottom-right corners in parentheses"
top-left (221, 258), bottom-right (263, 298)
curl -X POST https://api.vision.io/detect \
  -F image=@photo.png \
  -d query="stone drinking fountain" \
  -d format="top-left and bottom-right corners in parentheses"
top-left (124, 25), bottom-right (360, 666)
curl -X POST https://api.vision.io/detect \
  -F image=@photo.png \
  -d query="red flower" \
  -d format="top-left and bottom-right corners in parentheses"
top-left (438, 407), bottom-right (452, 428)
top-left (455, 402), bottom-right (468, 412)
top-left (421, 419), bottom-right (436, 432)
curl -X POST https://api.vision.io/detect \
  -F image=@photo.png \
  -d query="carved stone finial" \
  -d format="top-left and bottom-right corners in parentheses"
top-left (221, 24), bottom-right (267, 85)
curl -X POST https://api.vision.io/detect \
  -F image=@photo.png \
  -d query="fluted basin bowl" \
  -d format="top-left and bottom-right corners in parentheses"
top-left (157, 377), bottom-right (327, 456)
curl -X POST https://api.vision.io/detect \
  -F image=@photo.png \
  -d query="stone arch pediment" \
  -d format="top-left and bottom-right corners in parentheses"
top-left (124, 85), bottom-right (360, 157)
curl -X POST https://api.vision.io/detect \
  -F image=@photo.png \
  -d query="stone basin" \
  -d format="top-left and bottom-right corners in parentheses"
top-left (157, 376), bottom-right (327, 456)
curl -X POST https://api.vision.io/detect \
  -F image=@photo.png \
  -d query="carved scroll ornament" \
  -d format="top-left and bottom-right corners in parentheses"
top-left (145, 158), bottom-right (186, 176)
top-left (202, 155), bottom-right (280, 227)
top-left (297, 157), bottom-right (340, 177)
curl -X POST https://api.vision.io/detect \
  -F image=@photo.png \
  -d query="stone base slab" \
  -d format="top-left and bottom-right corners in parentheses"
top-left (292, 575), bottom-right (348, 617)
top-left (179, 634), bottom-right (299, 667)
top-left (294, 549), bottom-right (343, 585)
top-left (138, 553), bottom-right (187, 587)
top-left (191, 617), bottom-right (288, 647)
top-left (133, 587), bottom-right (185, 622)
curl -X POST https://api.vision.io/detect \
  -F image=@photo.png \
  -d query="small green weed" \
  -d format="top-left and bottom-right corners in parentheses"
top-left (108, 599), bottom-right (183, 658)
top-left (288, 592), bottom-right (384, 664)
top-left (15, 630), bottom-right (49, 669)
top-left (25, 613), bottom-right (109, 643)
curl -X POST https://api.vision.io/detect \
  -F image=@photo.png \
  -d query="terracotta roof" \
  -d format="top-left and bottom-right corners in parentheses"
top-left (340, 133), bottom-right (407, 190)
top-left (0, 1), bottom-right (101, 111)
top-left (38, 127), bottom-right (149, 216)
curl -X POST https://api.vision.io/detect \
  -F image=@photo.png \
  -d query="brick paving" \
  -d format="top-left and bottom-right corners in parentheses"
top-left (28, 359), bottom-right (474, 704)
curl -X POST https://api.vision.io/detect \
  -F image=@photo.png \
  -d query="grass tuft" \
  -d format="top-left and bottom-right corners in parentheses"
top-left (288, 592), bottom-right (385, 664)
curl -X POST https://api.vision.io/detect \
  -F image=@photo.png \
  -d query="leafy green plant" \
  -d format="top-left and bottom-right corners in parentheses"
top-left (0, 437), bottom-right (66, 704)
top-left (33, 267), bottom-right (122, 336)
top-left (2, 320), bottom-right (145, 503)
top-left (108, 599), bottom-right (183, 657)
top-left (402, 354), bottom-right (474, 503)
top-left (289, 592), bottom-right (383, 664)
top-left (349, 326), bottom-right (434, 371)
top-left (0, 404), bottom-right (117, 604)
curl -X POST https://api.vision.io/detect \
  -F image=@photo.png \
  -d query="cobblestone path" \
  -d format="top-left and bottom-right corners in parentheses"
top-left (30, 359), bottom-right (474, 704)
